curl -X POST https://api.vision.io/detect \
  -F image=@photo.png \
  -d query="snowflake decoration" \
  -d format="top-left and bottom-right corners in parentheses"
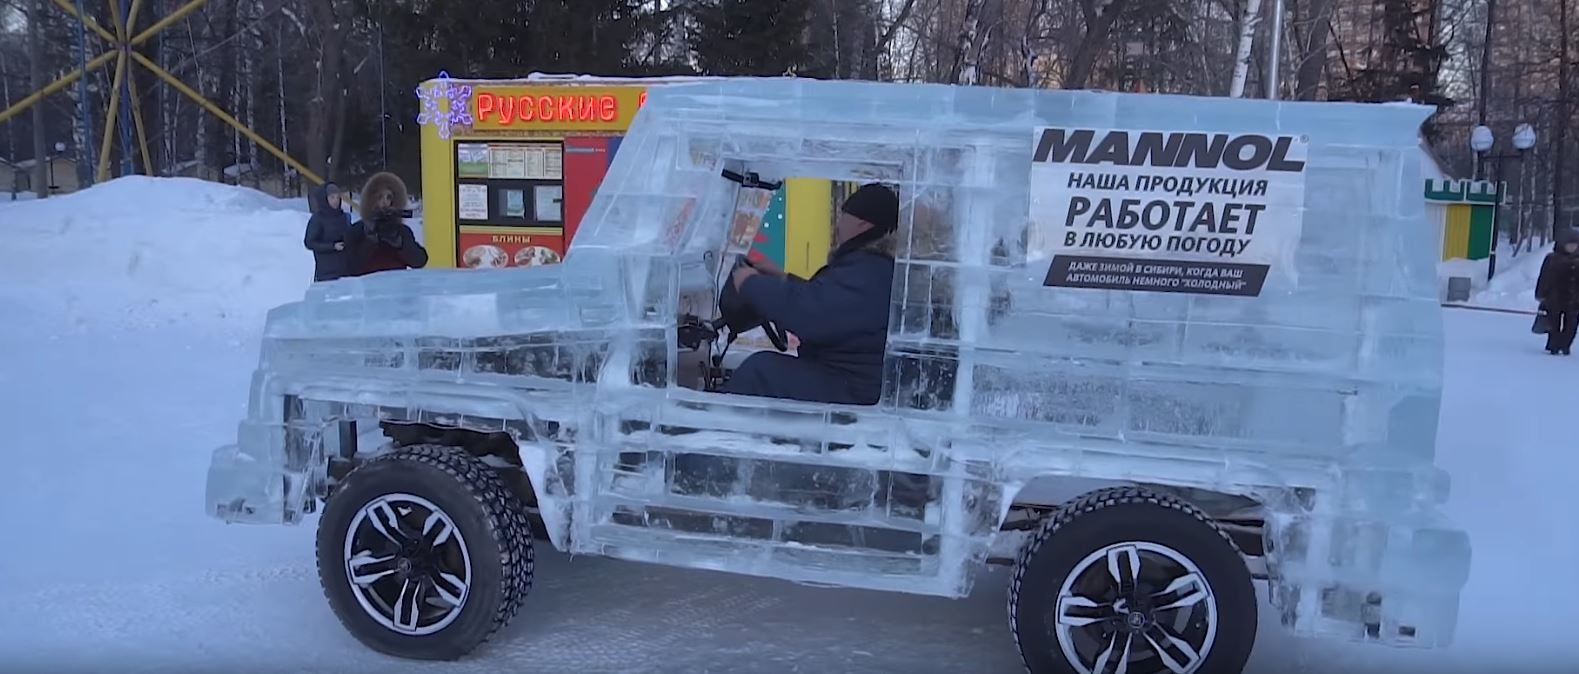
top-left (416, 71), bottom-right (474, 140)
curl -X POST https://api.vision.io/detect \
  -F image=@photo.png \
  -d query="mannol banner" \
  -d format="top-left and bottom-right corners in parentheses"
top-left (1028, 128), bottom-right (1309, 297)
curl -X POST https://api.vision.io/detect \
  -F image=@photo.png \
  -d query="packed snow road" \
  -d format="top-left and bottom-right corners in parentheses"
top-left (1, 180), bottom-right (1573, 672)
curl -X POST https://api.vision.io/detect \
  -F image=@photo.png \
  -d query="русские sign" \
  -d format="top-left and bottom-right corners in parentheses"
top-left (1028, 128), bottom-right (1309, 297)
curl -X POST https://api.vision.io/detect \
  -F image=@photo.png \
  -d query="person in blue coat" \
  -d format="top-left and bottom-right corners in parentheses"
top-left (303, 182), bottom-right (352, 282)
top-left (721, 183), bottom-right (899, 405)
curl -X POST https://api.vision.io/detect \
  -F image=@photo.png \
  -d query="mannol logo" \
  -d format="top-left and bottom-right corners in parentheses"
top-left (1033, 129), bottom-right (1307, 172)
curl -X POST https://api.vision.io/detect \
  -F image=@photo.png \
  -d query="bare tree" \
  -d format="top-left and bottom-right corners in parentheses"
top-left (1229, 0), bottom-right (1264, 96)
top-left (1291, 0), bottom-right (1336, 100)
top-left (1555, 0), bottom-right (1570, 233)
top-left (304, 0), bottom-right (346, 181)
top-left (27, 0), bottom-right (44, 197)
top-left (1063, 0), bottom-right (1129, 88)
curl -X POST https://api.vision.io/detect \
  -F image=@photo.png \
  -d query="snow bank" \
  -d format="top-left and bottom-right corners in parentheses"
top-left (0, 176), bottom-right (314, 335)
top-left (1434, 241), bottom-right (1549, 313)
top-left (1467, 245), bottom-right (1548, 312)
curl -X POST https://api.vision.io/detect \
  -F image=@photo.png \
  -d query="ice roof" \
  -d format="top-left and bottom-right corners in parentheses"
top-left (419, 72), bottom-right (792, 86)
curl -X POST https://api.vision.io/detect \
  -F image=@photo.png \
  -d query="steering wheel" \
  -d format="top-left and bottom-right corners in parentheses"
top-left (716, 256), bottom-right (790, 352)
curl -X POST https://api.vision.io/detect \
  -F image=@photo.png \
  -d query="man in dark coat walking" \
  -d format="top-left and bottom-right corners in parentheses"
top-left (303, 183), bottom-right (352, 282)
top-left (721, 183), bottom-right (899, 405)
top-left (347, 172), bottom-right (428, 277)
top-left (1536, 227), bottom-right (1579, 355)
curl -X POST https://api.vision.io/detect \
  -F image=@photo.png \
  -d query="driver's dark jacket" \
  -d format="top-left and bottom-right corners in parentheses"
top-left (729, 248), bottom-right (895, 405)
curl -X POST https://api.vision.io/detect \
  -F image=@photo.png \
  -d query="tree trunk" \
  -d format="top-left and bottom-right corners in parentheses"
top-left (877, 0), bottom-right (919, 80)
top-left (1, 47), bottom-right (13, 166)
top-left (231, 1), bottom-right (242, 183)
top-left (1064, 0), bottom-right (1128, 89)
top-left (1230, 0), bottom-right (1264, 97)
top-left (305, 0), bottom-right (344, 181)
top-left (329, 53), bottom-right (348, 182)
top-left (189, 17), bottom-right (208, 176)
top-left (29, 0), bottom-right (48, 198)
top-left (1554, 0), bottom-right (1570, 235)
top-left (956, 0), bottom-right (981, 84)
top-left (277, 18), bottom-right (289, 193)
top-left (1293, 0), bottom-right (1333, 100)
top-left (1017, 0), bottom-right (1052, 87)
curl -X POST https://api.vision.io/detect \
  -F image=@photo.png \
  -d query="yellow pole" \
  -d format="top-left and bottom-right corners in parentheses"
top-left (131, 51), bottom-right (324, 185)
top-left (102, 0), bottom-right (150, 176)
top-left (105, 0), bottom-right (125, 36)
top-left (96, 50), bottom-right (129, 183)
top-left (132, 0), bottom-right (210, 46)
top-left (127, 69), bottom-right (153, 175)
top-left (105, 0), bottom-right (151, 176)
top-left (127, 0), bottom-right (147, 35)
top-left (0, 51), bottom-right (117, 126)
top-left (49, 0), bottom-right (118, 44)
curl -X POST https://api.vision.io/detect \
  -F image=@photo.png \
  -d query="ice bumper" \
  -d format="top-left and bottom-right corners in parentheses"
top-left (205, 419), bottom-right (320, 525)
top-left (1265, 510), bottom-right (1471, 648)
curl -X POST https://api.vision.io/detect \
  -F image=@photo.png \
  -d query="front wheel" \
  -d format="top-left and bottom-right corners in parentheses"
top-left (316, 445), bottom-right (534, 660)
top-left (1009, 487), bottom-right (1257, 674)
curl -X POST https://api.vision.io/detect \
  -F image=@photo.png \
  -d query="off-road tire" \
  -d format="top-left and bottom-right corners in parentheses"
top-left (1008, 486), bottom-right (1257, 674)
top-left (316, 444), bottom-right (534, 660)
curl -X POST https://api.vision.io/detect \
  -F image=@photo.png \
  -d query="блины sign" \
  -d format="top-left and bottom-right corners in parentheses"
top-left (1028, 128), bottom-right (1308, 297)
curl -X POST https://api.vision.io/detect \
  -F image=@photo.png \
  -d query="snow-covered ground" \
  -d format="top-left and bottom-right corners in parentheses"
top-left (1, 178), bottom-right (1573, 672)
top-left (0, 176), bottom-right (312, 336)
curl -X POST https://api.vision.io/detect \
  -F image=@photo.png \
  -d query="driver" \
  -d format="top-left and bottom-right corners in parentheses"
top-left (720, 183), bottom-right (899, 405)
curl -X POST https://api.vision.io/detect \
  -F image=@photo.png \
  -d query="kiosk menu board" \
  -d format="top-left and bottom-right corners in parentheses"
top-left (454, 141), bottom-right (568, 268)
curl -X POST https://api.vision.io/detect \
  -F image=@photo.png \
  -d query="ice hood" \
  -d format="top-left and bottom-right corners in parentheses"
top-left (265, 262), bottom-right (580, 340)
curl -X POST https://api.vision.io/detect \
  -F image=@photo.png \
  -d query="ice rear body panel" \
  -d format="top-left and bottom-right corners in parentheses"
top-left (205, 79), bottom-right (1468, 649)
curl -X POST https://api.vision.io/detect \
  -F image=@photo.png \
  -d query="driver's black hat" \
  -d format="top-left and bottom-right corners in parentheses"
top-left (841, 183), bottom-right (899, 234)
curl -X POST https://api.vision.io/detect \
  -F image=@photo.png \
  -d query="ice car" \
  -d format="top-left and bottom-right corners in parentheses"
top-left (205, 78), bottom-right (1470, 673)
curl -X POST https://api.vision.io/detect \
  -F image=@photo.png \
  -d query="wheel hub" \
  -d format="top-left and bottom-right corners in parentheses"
top-left (1123, 610), bottom-right (1151, 632)
top-left (1053, 542), bottom-right (1219, 674)
top-left (343, 493), bottom-right (474, 636)
top-left (1109, 597), bottom-right (1155, 633)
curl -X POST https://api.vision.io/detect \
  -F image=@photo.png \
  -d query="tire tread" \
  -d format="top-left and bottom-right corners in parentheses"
top-left (1007, 486), bottom-right (1248, 674)
top-left (315, 444), bottom-right (534, 658)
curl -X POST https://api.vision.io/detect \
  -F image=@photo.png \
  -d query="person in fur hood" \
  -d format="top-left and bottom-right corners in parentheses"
top-left (346, 171), bottom-right (429, 277)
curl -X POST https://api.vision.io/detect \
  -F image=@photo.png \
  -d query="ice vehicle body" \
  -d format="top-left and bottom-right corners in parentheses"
top-left (206, 78), bottom-right (1470, 673)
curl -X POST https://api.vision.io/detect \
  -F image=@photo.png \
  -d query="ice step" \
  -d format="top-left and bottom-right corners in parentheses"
top-left (583, 521), bottom-right (950, 594)
top-left (597, 489), bottom-right (941, 534)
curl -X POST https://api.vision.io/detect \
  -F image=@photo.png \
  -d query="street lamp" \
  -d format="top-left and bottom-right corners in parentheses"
top-left (1512, 124), bottom-right (1536, 254)
top-left (1472, 123), bottom-right (1537, 281)
top-left (48, 142), bottom-right (65, 194)
top-left (1470, 125), bottom-right (1494, 179)
top-left (1513, 124), bottom-right (1537, 151)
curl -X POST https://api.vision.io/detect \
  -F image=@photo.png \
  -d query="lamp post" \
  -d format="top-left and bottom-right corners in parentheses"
top-left (1470, 125), bottom-right (1496, 280)
top-left (1472, 123), bottom-right (1536, 280)
top-left (47, 141), bottom-right (64, 194)
top-left (1511, 123), bottom-right (1536, 255)
top-left (1267, 0), bottom-right (1286, 99)
top-left (1470, 125), bottom-right (1493, 180)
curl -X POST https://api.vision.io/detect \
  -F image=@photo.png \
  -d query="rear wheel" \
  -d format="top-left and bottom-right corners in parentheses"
top-left (316, 445), bottom-right (534, 660)
top-left (1009, 487), bottom-right (1257, 674)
